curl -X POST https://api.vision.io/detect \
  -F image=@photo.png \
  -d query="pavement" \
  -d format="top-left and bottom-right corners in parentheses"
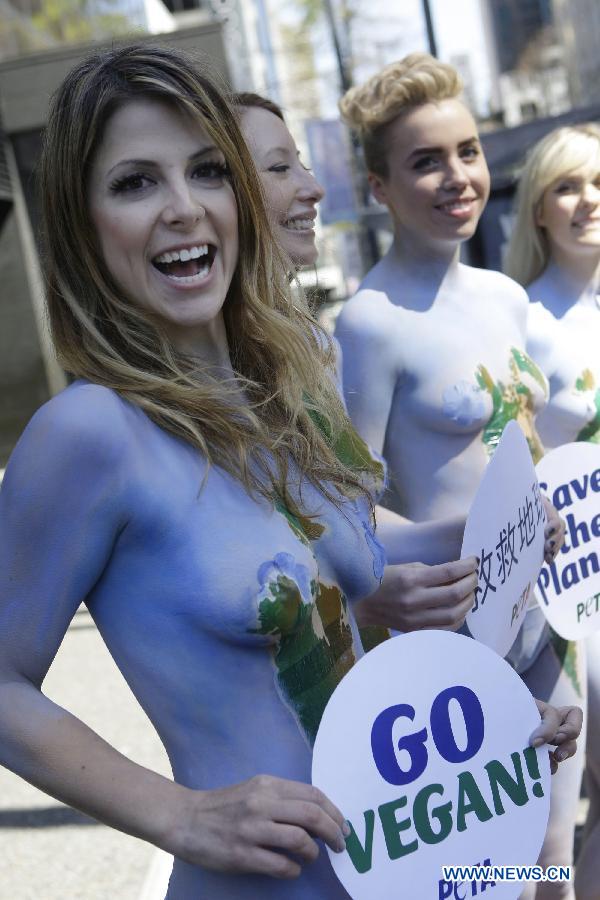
top-left (0, 607), bottom-right (173, 900)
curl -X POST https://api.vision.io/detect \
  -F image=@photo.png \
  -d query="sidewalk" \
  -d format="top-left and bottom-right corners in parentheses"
top-left (0, 607), bottom-right (172, 900)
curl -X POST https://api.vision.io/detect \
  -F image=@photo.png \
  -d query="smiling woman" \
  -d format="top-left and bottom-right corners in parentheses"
top-left (235, 92), bottom-right (324, 267)
top-left (0, 43), bottom-right (383, 900)
top-left (335, 54), bottom-right (583, 900)
top-left (88, 97), bottom-right (238, 361)
top-left (505, 124), bottom-right (600, 900)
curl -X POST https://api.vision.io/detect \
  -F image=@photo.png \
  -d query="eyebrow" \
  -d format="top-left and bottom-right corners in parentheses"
top-left (406, 137), bottom-right (480, 161)
top-left (106, 145), bottom-right (220, 178)
top-left (263, 146), bottom-right (294, 156)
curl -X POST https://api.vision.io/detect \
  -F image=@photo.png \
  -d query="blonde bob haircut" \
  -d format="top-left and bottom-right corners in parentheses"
top-left (41, 43), bottom-right (368, 509)
top-left (505, 123), bottom-right (600, 286)
top-left (339, 53), bottom-right (463, 177)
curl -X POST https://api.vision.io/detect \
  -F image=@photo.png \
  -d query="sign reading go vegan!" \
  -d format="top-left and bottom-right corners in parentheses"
top-left (312, 631), bottom-right (550, 900)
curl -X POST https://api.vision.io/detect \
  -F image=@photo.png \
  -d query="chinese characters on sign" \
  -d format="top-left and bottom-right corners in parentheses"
top-left (463, 421), bottom-right (546, 658)
top-left (473, 481), bottom-right (545, 613)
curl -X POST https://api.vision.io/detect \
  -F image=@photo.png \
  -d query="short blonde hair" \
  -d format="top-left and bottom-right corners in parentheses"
top-left (339, 53), bottom-right (463, 176)
top-left (505, 123), bottom-right (600, 286)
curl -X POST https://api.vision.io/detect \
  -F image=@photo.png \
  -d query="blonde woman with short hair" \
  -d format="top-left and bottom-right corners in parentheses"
top-left (336, 54), bottom-right (583, 899)
top-left (506, 123), bottom-right (600, 899)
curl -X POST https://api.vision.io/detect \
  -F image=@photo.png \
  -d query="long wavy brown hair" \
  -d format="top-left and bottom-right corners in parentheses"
top-left (40, 43), bottom-right (370, 510)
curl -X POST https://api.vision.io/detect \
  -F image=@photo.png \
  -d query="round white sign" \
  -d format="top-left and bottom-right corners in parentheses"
top-left (463, 421), bottom-right (546, 658)
top-left (535, 442), bottom-right (600, 639)
top-left (312, 630), bottom-right (550, 900)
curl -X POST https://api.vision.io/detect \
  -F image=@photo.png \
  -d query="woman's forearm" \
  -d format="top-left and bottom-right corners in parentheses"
top-left (0, 678), bottom-right (186, 853)
top-left (0, 678), bottom-right (352, 878)
top-left (375, 505), bottom-right (466, 565)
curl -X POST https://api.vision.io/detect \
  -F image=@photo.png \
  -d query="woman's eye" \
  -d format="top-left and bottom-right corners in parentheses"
top-left (461, 146), bottom-right (479, 160)
top-left (109, 173), bottom-right (152, 193)
top-left (268, 164), bottom-right (290, 174)
top-left (413, 156), bottom-right (437, 171)
top-left (193, 161), bottom-right (230, 182)
top-left (555, 180), bottom-right (578, 193)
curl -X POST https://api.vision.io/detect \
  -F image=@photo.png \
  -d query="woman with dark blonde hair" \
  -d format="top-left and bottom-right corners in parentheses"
top-left (0, 44), bottom-right (582, 900)
top-left (335, 53), bottom-right (583, 898)
top-left (505, 123), bottom-right (600, 899)
top-left (234, 92), bottom-right (325, 268)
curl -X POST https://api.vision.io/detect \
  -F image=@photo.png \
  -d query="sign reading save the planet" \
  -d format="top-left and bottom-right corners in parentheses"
top-left (463, 421), bottom-right (546, 658)
top-left (535, 442), bottom-right (600, 639)
top-left (312, 631), bottom-right (550, 899)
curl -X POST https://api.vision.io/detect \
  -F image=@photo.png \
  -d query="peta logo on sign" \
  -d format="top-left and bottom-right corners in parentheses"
top-left (312, 631), bottom-right (550, 900)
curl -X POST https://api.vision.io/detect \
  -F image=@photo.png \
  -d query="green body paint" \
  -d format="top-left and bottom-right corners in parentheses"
top-left (476, 348), bottom-right (547, 464)
top-left (253, 573), bottom-right (356, 745)
top-left (251, 410), bottom-right (389, 745)
top-left (575, 369), bottom-right (600, 443)
top-left (549, 629), bottom-right (583, 698)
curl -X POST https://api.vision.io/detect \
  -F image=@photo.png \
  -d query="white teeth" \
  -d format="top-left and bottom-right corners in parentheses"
top-left (283, 218), bottom-right (314, 231)
top-left (154, 244), bottom-right (209, 264)
top-left (440, 200), bottom-right (472, 211)
top-left (162, 264), bottom-right (211, 283)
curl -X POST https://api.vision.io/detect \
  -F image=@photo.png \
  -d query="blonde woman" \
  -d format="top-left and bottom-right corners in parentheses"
top-left (335, 54), bottom-right (583, 898)
top-left (505, 123), bottom-right (600, 899)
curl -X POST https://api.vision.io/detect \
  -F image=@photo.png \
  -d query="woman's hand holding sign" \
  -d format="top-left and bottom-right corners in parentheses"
top-left (530, 700), bottom-right (583, 774)
top-left (542, 495), bottom-right (566, 565)
top-left (355, 557), bottom-right (479, 633)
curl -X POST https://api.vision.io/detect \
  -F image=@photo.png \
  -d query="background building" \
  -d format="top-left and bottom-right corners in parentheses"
top-left (0, 24), bottom-right (228, 464)
top-left (552, 0), bottom-right (600, 107)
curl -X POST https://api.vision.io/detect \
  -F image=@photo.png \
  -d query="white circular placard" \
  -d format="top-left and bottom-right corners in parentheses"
top-left (312, 630), bottom-right (550, 900)
top-left (463, 421), bottom-right (546, 658)
top-left (535, 442), bottom-right (600, 639)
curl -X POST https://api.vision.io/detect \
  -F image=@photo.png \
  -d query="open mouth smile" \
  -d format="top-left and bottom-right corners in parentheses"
top-left (152, 243), bottom-right (217, 284)
top-left (282, 216), bottom-right (316, 233)
top-left (435, 198), bottom-right (477, 215)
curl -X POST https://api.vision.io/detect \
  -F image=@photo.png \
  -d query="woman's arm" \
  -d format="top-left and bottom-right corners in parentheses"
top-left (375, 505), bottom-right (466, 564)
top-left (0, 389), bottom-right (346, 878)
top-left (0, 684), bottom-right (348, 877)
top-left (369, 503), bottom-right (563, 632)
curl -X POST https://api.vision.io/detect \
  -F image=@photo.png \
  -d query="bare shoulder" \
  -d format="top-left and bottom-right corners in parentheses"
top-left (335, 288), bottom-right (400, 340)
top-left (463, 264), bottom-right (528, 307)
top-left (33, 380), bottom-right (133, 434)
top-left (462, 265), bottom-right (529, 329)
top-left (14, 381), bottom-right (140, 474)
